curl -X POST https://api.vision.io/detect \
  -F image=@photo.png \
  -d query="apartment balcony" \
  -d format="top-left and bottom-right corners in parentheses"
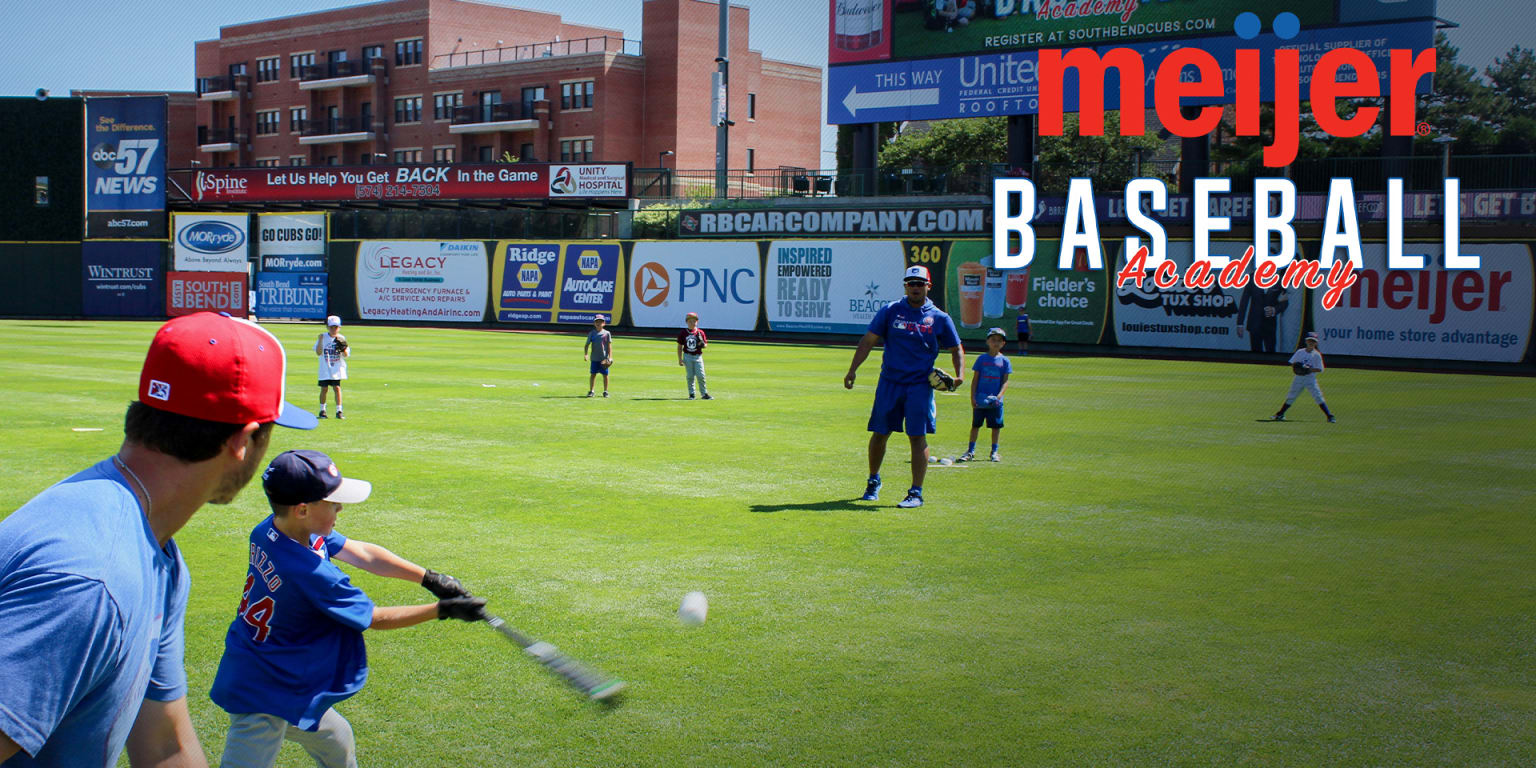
top-left (448, 103), bottom-right (536, 135)
top-left (197, 76), bottom-right (237, 101)
top-left (432, 35), bottom-right (640, 68)
top-left (197, 128), bottom-right (238, 153)
top-left (298, 59), bottom-right (381, 90)
top-left (298, 118), bottom-right (374, 145)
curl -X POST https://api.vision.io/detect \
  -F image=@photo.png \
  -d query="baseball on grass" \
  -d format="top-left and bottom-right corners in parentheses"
top-left (939, 457), bottom-right (953, 466)
top-left (678, 591), bottom-right (708, 625)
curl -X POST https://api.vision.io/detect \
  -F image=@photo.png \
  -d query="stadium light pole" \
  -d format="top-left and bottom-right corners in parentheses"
top-left (714, 0), bottom-right (729, 199)
top-left (1433, 135), bottom-right (1456, 182)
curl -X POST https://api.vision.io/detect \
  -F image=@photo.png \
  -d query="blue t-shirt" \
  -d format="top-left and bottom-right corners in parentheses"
top-left (209, 516), bottom-right (374, 731)
top-left (867, 299), bottom-right (961, 385)
top-left (972, 353), bottom-right (1013, 403)
top-left (586, 329), bottom-right (611, 359)
top-left (0, 459), bottom-right (189, 768)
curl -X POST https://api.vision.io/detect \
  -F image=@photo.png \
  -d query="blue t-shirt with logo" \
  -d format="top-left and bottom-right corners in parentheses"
top-left (0, 459), bottom-right (189, 767)
top-left (972, 353), bottom-right (1013, 404)
top-left (586, 329), bottom-right (611, 359)
top-left (209, 516), bottom-right (374, 731)
top-left (867, 299), bottom-right (961, 385)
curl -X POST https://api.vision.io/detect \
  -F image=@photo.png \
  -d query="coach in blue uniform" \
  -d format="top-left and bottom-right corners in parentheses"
top-left (844, 265), bottom-right (964, 509)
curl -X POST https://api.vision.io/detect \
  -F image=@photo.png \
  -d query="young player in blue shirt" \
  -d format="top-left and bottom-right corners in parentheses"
top-left (844, 265), bottom-right (964, 508)
top-left (959, 327), bottom-right (1013, 462)
top-left (583, 314), bottom-right (613, 398)
top-left (209, 450), bottom-right (484, 768)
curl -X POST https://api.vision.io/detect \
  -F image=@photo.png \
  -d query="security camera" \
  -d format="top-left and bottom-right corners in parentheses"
top-left (35, 88), bottom-right (48, 101)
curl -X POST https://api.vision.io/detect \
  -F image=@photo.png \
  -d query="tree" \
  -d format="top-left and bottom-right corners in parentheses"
top-left (1032, 113), bottom-right (1166, 196)
top-left (1413, 31), bottom-right (1501, 155)
top-left (877, 117), bottom-right (1007, 170)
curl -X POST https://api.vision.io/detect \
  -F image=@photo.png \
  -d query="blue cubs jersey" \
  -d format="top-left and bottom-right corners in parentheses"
top-left (867, 299), bottom-right (961, 385)
top-left (209, 516), bottom-right (374, 731)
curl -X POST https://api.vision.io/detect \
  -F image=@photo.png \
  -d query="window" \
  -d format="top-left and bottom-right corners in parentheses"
top-left (393, 96), bottom-right (422, 124)
top-left (433, 146), bottom-right (456, 163)
top-left (521, 86), bottom-right (545, 113)
top-left (395, 38), bottom-right (422, 66)
top-left (325, 155), bottom-right (338, 166)
top-left (229, 62), bottom-right (248, 78)
top-left (477, 146), bottom-right (494, 163)
top-left (329, 49), bottom-right (347, 63)
top-left (559, 138), bottom-right (593, 162)
top-left (746, 148), bottom-right (755, 173)
top-left (519, 142), bottom-right (534, 162)
top-left (289, 107), bottom-right (307, 133)
top-left (257, 57), bottom-right (280, 82)
top-left (290, 155), bottom-right (306, 166)
top-left (361, 102), bottom-right (373, 129)
top-left (560, 80), bottom-right (593, 110)
top-left (433, 92), bottom-right (462, 121)
top-left (362, 45), bottom-right (383, 62)
top-left (255, 158), bottom-right (280, 167)
top-left (393, 149), bottom-right (423, 163)
top-left (290, 52), bottom-right (314, 78)
top-left (748, 92), bottom-right (756, 119)
top-left (255, 110), bottom-right (280, 135)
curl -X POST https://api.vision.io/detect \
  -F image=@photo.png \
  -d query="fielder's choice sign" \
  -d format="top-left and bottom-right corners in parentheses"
top-left (1112, 241), bottom-right (1306, 352)
top-left (257, 213), bottom-right (328, 272)
top-left (946, 240), bottom-right (1106, 344)
top-left (1311, 243), bottom-right (1534, 363)
top-left (628, 242), bottom-right (761, 331)
top-left (257, 272), bottom-right (328, 320)
top-left (765, 240), bottom-right (906, 334)
top-left (85, 96), bottom-right (167, 239)
top-left (173, 213), bottom-right (250, 272)
top-left (356, 241), bottom-right (487, 322)
top-left (188, 163), bottom-right (629, 203)
top-left (81, 242), bottom-right (163, 317)
top-left (679, 206), bottom-right (988, 237)
top-left (167, 272), bottom-right (247, 318)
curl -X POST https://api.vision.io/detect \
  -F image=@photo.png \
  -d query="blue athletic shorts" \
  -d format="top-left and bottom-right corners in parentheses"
top-left (590, 359), bottom-right (611, 375)
top-left (972, 405), bottom-right (1004, 429)
top-left (868, 378), bottom-right (936, 436)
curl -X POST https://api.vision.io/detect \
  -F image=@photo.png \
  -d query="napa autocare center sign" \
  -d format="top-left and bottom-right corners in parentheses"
top-left (766, 240), bottom-right (906, 334)
top-left (946, 240), bottom-right (1106, 344)
top-left (256, 273), bottom-right (327, 320)
top-left (85, 96), bottom-right (167, 239)
top-left (628, 242), bottom-right (761, 330)
top-left (189, 163), bottom-right (629, 202)
top-left (490, 242), bottom-right (624, 324)
top-left (173, 214), bottom-right (249, 271)
top-left (356, 241), bottom-right (487, 321)
top-left (1112, 241), bottom-right (1305, 351)
top-left (257, 213), bottom-right (328, 271)
top-left (1312, 243), bottom-right (1533, 363)
top-left (679, 206), bottom-right (987, 237)
top-left (167, 272), bottom-right (247, 317)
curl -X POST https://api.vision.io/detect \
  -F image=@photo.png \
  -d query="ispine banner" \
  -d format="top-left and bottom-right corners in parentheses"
top-left (173, 213), bottom-right (250, 272)
top-left (490, 242), bottom-right (623, 324)
top-left (765, 240), bottom-right (906, 334)
top-left (167, 272), bottom-right (247, 318)
top-left (1112, 241), bottom-right (1306, 352)
top-left (81, 242), bottom-right (164, 317)
top-left (628, 242), bottom-right (761, 330)
top-left (257, 213), bottom-right (328, 273)
top-left (256, 273), bottom-right (328, 320)
top-left (1312, 243), bottom-right (1534, 363)
top-left (85, 96), bottom-right (167, 239)
top-left (946, 240), bottom-right (1106, 344)
top-left (356, 241), bottom-right (487, 322)
top-left (189, 163), bottom-right (629, 203)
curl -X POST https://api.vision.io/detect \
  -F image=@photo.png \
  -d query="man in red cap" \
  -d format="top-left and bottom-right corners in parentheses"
top-left (0, 312), bottom-right (316, 767)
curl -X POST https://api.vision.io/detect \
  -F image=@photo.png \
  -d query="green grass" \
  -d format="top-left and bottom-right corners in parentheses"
top-left (2, 320), bottom-right (1534, 767)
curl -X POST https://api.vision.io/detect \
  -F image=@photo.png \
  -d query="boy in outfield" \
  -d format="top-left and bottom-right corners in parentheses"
top-left (677, 311), bottom-right (712, 400)
top-left (209, 449), bottom-right (485, 768)
top-left (1272, 332), bottom-right (1336, 423)
top-left (315, 315), bottom-right (349, 419)
top-left (583, 314), bottom-right (613, 398)
top-left (959, 327), bottom-right (1012, 462)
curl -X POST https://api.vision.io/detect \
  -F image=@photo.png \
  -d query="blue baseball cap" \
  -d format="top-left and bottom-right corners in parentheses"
top-left (262, 449), bottom-right (372, 506)
top-left (986, 327), bottom-right (1007, 340)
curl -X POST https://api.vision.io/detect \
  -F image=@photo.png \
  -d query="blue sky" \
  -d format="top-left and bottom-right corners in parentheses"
top-left (3, 0), bottom-right (1530, 163)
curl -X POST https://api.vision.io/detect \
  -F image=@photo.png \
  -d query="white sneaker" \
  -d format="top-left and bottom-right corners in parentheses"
top-left (989, 451), bottom-right (1000, 462)
top-left (956, 452), bottom-right (974, 463)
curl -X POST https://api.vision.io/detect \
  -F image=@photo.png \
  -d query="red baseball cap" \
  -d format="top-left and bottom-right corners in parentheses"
top-left (139, 312), bottom-right (317, 429)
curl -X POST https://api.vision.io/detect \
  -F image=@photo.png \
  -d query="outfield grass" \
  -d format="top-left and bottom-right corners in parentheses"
top-left (2, 319), bottom-right (1534, 767)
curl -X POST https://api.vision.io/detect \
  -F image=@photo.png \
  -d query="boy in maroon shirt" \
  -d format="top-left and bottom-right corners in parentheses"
top-left (677, 311), bottom-right (712, 400)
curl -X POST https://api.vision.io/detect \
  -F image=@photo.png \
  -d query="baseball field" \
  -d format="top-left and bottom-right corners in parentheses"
top-left (2, 319), bottom-right (1533, 767)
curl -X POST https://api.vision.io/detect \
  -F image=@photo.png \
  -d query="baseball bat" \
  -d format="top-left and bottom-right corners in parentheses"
top-left (484, 614), bottom-right (626, 701)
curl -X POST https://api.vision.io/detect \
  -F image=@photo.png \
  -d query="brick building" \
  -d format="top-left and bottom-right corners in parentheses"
top-left (193, 0), bottom-right (821, 172)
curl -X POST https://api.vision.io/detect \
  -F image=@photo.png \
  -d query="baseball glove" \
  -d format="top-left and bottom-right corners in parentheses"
top-left (928, 367), bottom-right (958, 392)
top-left (1291, 362), bottom-right (1309, 375)
top-left (332, 337), bottom-right (348, 353)
top-left (601, 357), bottom-right (612, 367)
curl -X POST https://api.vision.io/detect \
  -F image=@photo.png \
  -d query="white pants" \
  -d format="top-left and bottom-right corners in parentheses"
top-left (1284, 374), bottom-right (1325, 405)
top-left (220, 709), bottom-right (357, 768)
top-left (683, 354), bottom-right (708, 395)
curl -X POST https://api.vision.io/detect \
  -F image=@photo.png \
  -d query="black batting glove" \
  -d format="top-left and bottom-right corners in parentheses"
top-left (422, 569), bottom-right (471, 599)
top-left (437, 596), bottom-right (487, 622)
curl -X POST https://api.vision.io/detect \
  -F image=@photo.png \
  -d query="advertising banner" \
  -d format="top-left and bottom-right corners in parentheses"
top-left (680, 206), bottom-right (989, 237)
top-left (356, 241), bottom-right (487, 322)
top-left (628, 242), bottom-right (761, 330)
top-left (765, 240), bottom-right (906, 334)
top-left (256, 273), bottom-right (328, 320)
top-left (173, 213), bottom-right (250, 271)
top-left (257, 213), bottom-right (328, 273)
top-left (85, 96), bottom-right (167, 239)
top-left (81, 242), bottom-right (164, 317)
top-left (189, 163), bottom-right (629, 203)
top-left (945, 240), bottom-right (1106, 344)
top-left (167, 272), bottom-right (247, 318)
top-left (1311, 243), bottom-right (1534, 363)
top-left (1112, 241), bottom-right (1306, 351)
top-left (490, 242), bottom-right (623, 324)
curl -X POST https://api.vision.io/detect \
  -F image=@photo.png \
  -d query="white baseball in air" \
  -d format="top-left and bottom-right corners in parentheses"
top-left (678, 591), bottom-right (708, 625)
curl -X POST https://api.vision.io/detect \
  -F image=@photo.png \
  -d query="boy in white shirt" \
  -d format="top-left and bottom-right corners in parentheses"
top-left (1273, 332), bottom-right (1335, 423)
top-left (315, 315), bottom-right (350, 420)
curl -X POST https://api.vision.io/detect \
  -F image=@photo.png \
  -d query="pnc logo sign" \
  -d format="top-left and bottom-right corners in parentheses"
top-left (634, 262), bottom-right (670, 307)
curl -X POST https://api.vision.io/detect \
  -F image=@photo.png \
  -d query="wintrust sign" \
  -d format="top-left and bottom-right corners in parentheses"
top-left (628, 242), bottom-right (762, 330)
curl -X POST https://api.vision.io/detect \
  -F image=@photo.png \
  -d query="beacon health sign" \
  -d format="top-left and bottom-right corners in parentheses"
top-left (356, 241), bottom-right (487, 322)
top-left (1312, 243), bottom-right (1533, 363)
top-left (765, 240), bottom-right (906, 334)
top-left (628, 242), bottom-right (761, 330)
